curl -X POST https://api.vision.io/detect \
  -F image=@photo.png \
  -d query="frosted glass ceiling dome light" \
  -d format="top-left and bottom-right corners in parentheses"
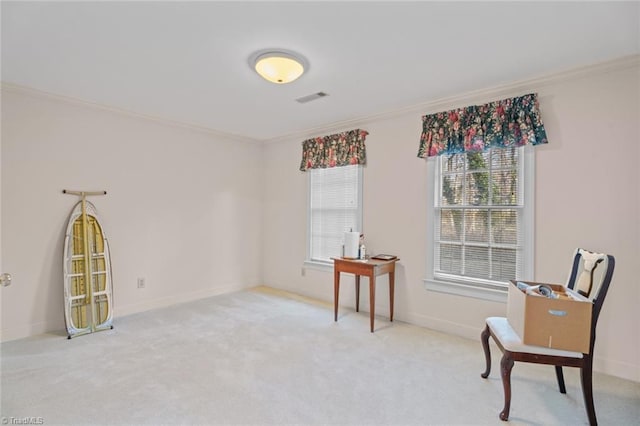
top-left (250, 50), bottom-right (308, 84)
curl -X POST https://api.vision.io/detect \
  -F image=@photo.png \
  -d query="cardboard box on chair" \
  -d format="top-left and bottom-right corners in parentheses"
top-left (507, 281), bottom-right (593, 353)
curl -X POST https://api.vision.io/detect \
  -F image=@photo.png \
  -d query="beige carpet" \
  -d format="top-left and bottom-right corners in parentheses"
top-left (1, 286), bottom-right (638, 425)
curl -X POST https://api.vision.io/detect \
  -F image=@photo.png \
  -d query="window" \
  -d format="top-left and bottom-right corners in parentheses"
top-left (307, 165), bottom-right (363, 264)
top-left (425, 146), bottom-right (534, 301)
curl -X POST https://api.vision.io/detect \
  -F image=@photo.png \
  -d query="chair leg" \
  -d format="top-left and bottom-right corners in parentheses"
top-left (580, 359), bottom-right (598, 426)
top-left (499, 353), bottom-right (514, 421)
top-left (481, 324), bottom-right (492, 378)
top-left (555, 366), bottom-right (567, 394)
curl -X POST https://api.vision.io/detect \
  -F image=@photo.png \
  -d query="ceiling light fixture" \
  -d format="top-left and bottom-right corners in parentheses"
top-left (250, 49), bottom-right (308, 84)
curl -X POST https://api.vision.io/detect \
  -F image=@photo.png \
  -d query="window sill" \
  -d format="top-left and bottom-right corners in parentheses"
top-left (303, 260), bottom-right (333, 273)
top-left (423, 278), bottom-right (507, 303)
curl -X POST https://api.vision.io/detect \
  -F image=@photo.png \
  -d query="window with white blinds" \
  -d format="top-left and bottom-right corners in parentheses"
top-left (308, 165), bottom-right (363, 263)
top-left (432, 146), bottom-right (532, 291)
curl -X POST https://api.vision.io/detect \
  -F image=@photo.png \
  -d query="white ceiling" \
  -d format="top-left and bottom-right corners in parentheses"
top-left (2, 2), bottom-right (639, 142)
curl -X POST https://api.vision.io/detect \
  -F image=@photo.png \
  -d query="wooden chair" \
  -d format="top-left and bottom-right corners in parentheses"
top-left (480, 248), bottom-right (615, 425)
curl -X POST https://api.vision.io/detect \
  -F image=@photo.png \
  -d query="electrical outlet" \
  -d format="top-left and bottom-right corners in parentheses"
top-left (301, 267), bottom-right (306, 277)
top-left (137, 278), bottom-right (146, 289)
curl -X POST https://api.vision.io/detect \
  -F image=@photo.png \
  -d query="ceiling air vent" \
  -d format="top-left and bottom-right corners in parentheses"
top-left (296, 92), bottom-right (329, 104)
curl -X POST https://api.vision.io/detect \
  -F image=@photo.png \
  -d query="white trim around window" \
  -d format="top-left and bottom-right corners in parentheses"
top-left (306, 164), bottom-right (363, 268)
top-left (424, 146), bottom-right (535, 303)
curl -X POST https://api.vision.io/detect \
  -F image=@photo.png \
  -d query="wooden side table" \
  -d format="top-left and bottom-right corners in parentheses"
top-left (332, 257), bottom-right (399, 332)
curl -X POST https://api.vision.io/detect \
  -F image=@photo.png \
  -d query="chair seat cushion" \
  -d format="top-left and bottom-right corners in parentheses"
top-left (486, 317), bottom-right (583, 359)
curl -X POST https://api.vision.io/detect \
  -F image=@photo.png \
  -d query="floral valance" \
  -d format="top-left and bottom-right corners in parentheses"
top-left (299, 129), bottom-right (368, 171)
top-left (417, 93), bottom-right (548, 158)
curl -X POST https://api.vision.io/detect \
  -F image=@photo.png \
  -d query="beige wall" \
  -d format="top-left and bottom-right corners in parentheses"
top-left (262, 60), bottom-right (640, 382)
top-left (0, 88), bottom-right (263, 340)
top-left (1, 59), bottom-right (638, 383)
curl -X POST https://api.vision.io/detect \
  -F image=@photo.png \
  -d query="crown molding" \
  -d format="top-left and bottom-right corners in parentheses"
top-left (0, 82), bottom-right (261, 145)
top-left (3, 54), bottom-right (638, 146)
top-left (263, 54), bottom-right (640, 144)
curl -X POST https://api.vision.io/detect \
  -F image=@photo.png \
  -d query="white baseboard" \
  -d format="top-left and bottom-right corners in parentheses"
top-left (114, 282), bottom-right (249, 317)
top-left (4, 283), bottom-right (637, 383)
top-left (594, 356), bottom-right (640, 383)
top-left (0, 319), bottom-right (64, 342)
top-left (400, 309), bottom-right (639, 383)
top-left (0, 282), bottom-right (252, 343)
top-left (399, 310), bottom-right (482, 341)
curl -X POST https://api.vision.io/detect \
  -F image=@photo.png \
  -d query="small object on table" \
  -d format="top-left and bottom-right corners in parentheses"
top-left (371, 254), bottom-right (397, 261)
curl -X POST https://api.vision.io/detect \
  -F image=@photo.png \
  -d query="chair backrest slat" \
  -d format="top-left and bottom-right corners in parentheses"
top-left (566, 248), bottom-right (615, 354)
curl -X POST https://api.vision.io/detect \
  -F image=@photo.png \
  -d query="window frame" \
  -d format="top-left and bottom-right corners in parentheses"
top-left (304, 164), bottom-right (364, 271)
top-left (424, 146), bottom-right (535, 302)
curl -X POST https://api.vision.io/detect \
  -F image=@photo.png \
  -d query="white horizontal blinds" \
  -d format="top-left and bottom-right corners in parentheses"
top-left (435, 147), bottom-right (522, 284)
top-left (309, 165), bottom-right (361, 262)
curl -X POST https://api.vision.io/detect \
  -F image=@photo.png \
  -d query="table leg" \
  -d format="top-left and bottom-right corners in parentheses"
top-left (334, 268), bottom-right (340, 322)
top-left (355, 275), bottom-right (360, 312)
top-left (389, 271), bottom-right (395, 322)
top-left (369, 274), bottom-right (376, 333)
